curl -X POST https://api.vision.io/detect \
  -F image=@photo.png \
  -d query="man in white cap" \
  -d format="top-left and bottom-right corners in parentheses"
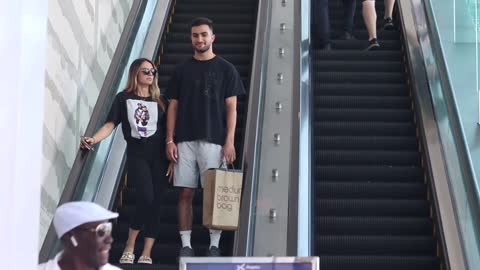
top-left (38, 201), bottom-right (122, 270)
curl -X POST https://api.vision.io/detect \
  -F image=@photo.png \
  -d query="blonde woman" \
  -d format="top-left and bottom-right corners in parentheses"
top-left (81, 58), bottom-right (170, 264)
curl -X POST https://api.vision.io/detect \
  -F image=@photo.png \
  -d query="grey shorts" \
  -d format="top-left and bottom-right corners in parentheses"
top-left (174, 140), bottom-right (225, 188)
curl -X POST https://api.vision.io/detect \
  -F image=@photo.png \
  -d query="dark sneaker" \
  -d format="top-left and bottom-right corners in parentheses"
top-left (179, 246), bottom-right (195, 257)
top-left (206, 246), bottom-right (221, 257)
top-left (383, 17), bottom-right (395, 30)
top-left (338, 31), bottom-right (356, 40)
top-left (365, 38), bottom-right (380, 51)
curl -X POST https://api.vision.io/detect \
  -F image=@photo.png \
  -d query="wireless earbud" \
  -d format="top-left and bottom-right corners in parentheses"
top-left (70, 235), bottom-right (78, 247)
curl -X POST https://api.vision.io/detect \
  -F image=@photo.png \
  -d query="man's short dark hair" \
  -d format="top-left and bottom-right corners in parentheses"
top-left (191, 17), bottom-right (214, 32)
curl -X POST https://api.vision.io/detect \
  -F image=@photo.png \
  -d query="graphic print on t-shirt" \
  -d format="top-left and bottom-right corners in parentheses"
top-left (196, 71), bottom-right (219, 100)
top-left (126, 99), bottom-right (158, 138)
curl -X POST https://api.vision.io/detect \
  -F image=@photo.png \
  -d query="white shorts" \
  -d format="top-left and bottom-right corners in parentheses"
top-left (174, 140), bottom-right (225, 188)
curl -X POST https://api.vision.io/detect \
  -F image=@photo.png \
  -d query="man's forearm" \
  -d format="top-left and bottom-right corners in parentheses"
top-left (225, 108), bottom-right (236, 144)
top-left (166, 101), bottom-right (178, 142)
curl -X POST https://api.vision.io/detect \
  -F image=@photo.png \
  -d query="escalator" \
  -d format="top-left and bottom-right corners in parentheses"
top-left (110, 0), bottom-right (258, 268)
top-left (312, 1), bottom-right (440, 269)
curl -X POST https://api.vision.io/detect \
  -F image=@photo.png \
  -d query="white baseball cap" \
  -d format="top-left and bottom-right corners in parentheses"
top-left (53, 201), bottom-right (119, 238)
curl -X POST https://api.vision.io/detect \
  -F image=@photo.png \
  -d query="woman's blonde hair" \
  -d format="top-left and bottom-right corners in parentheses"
top-left (124, 58), bottom-right (166, 111)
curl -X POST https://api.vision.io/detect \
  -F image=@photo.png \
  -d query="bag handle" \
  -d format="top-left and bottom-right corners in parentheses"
top-left (219, 160), bottom-right (235, 170)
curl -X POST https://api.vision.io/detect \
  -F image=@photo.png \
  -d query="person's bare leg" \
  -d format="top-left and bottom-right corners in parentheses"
top-left (362, 0), bottom-right (377, 40)
top-left (178, 187), bottom-right (194, 230)
top-left (124, 228), bottom-right (140, 252)
top-left (141, 237), bottom-right (155, 258)
top-left (362, 0), bottom-right (380, 50)
top-left (384, 0), bottom-right (395, 18)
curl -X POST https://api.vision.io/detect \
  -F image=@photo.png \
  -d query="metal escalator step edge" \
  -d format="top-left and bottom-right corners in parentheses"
top-left (315, 182), bottom-right (426, 199)
top-left (314, 165), bottom-right (424, 182)
top-left (314, 136), bottom-right (417, 150)
top-left (318, 255), bottom-right (439, 270)
top-left (315, 216), bottom-right (433, 235)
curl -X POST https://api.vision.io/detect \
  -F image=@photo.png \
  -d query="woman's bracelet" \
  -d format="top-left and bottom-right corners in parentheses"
top-left (166, 140), bottom-right (174, 145)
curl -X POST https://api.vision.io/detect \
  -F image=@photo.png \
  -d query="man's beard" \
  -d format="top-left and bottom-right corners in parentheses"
top-left (194, 43), bottom-right (211, 53)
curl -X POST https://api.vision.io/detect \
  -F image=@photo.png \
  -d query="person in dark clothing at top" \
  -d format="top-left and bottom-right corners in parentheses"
top-left (81, 58), bottom-right (171, 265)
top-left (165, 17), bottom-right (245, 258)
top-left (315, 0), bottom-right (357, 50)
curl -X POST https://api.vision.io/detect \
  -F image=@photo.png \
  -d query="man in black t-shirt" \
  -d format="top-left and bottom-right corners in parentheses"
top-left (165, 17), bottom-right (245, 258)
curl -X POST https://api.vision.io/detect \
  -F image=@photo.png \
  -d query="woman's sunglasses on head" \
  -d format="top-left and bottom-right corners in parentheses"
top-left (140, 68), bottom-right (157, 76)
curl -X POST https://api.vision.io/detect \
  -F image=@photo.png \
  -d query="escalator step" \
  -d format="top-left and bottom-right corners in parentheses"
top-left (314, 108), bottom-right (413, 122)
top-left (315, 217), bottom-right (433, 235)
top-left (314, 150), bottom-right (420, 166)
top-left (327, 39), bottom-right (401, 50)
top-left (348, 30), bottom-right (400, 40)
top-left (319, 255), bottom-right (439, 270)
top-left (312, 29), bottom-right (400, 41)
top-left (329, 18), bottom-right (379, 26)
top-left (315, 235), bottom-right (435, 255)
top-left (315, 83), bottom-right (407, 96)
top-left (313, 50), bottom-right (401, 61)
top-left (314, 136), bottom-right (417, 150)
top-left (314, 72), bottom-right (405, 84)
top-left (315, 61), bottom-right (404, 72)
top-left (315, 165), bottom-right (424, 182)
top-left (314, 96), bottom-right (411, 109)
top-left (315, 199), bottom-right (430, 217)
top-left (316, 182), bottom-right (426, 199)
top-left (314, 122), bottom-right (416, 136)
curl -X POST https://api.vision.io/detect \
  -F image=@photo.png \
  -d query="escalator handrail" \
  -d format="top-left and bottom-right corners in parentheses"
top-left (399, 0), bottom-right (472, 268)
top-left (233, 0), bottom-right (271, 256)
top-left (288, 0), bottom-right (312, 256)
top-left (39, 0), bottom-right (150, 262)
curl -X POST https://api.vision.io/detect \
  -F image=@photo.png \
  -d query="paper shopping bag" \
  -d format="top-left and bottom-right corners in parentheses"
top-left (203, 168), bottom-right (243, 230)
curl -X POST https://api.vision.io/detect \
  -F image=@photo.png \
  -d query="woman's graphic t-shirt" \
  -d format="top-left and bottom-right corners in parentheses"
top-left (127, 100), bottom-right (157, 138)
top-left (106, 91), bottom-right (166, 157)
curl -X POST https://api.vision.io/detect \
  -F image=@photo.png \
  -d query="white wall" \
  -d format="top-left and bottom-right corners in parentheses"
top-left (40, 0), bottom-right (133, 245)
top-left (0, 1), bottom-right (48, 269)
